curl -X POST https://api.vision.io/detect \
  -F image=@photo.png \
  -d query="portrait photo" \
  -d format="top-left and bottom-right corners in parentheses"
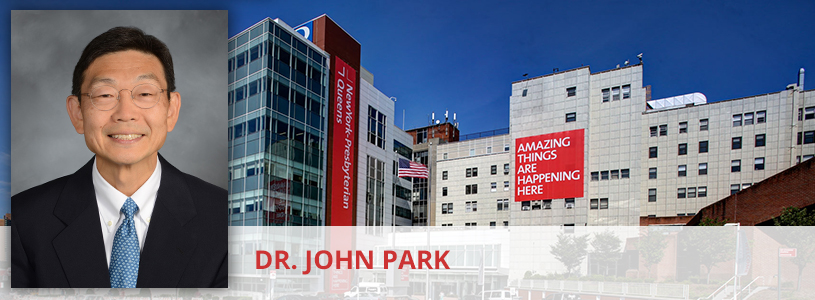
top-left (10, 10), bottom-right (228, 288)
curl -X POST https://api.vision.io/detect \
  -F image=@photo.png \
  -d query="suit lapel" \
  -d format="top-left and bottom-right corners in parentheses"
top-left (137, 154), bottom-right (199, 288)
top-left (52, 157), bottom-right (111, 288)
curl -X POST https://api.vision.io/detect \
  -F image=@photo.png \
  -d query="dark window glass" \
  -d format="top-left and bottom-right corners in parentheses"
top-left (699, 141), bottom-right (709, 153)
top-left (678, 143), bottom-right (687, 155)
top-left (732, 137), bottom-right (742, 150)
top-left (755, 134), bottom-right (765, 147)
top-left (649, 147), bottom-right (658, 158)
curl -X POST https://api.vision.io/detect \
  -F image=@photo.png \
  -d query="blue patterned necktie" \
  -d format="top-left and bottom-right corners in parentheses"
top-left (110, 197), bottom-right (140, 288)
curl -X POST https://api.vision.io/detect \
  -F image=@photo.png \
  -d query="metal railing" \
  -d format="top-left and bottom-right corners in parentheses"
top-left (697, 276), bottom-right (735, 300)
top-left (459, 128), bottom-right (509, 141)
top-left (517, 279), bottom-right (689, 299)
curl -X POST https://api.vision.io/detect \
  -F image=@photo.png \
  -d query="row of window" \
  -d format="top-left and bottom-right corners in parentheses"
top-left (367, 106), bottom-right (387, 149)
top-left (798, 106), bottom-right (815, 120)
top-left (521, 198), bottom-right (576, 210)
top-left (441, 222), bottom-right (510, 227)
top-left (589, 169), bottom-right (631, 181)
top-left (602, 85), bottom-right (631, 102)
top-left (677, 187), bottom-right (708, 198)
top-left (443, 164), bottom-right (511, 180)
top-left (797, 131), bottom-right (815, 144)
top-left (733, 111), bottom-right (767, 126)
top-left (648, 187), bottom-right (708, 202)
top-left (648, 134), bottom-right (766, 158)
top-left (650, 119), bottom-right (705, 136)
top-left (521, 86), bottom-right (578, 97)
top-left (442, 181), bottom-right (511, 196)
top-left (589, 198), bottom-right (609, 210)
top-left (461, 144), bottom-right (512, 157)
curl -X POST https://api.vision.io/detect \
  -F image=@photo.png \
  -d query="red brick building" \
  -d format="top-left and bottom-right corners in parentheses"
top-left (687, 158), bottom-right (815, 226)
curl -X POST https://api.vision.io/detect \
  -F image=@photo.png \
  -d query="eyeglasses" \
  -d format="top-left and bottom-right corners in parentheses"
top-left (81, 83), bottom-right (167, 111)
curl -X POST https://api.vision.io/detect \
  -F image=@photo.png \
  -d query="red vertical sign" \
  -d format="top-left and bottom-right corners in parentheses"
top-left (330, 57), bottom-right (356, 226)
top-left (515, 129), bottom-right (584, 201)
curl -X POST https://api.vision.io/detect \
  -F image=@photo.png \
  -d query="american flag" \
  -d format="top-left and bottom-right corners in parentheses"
top-left (398, 158), bottom-right (429, 178)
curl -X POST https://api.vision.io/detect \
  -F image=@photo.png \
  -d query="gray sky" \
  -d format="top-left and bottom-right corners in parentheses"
top-left (10, 10), bottom-right (227, 195)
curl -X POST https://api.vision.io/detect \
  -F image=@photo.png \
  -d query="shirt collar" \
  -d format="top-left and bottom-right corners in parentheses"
top-left (93, 157), bottom-right (161, 232)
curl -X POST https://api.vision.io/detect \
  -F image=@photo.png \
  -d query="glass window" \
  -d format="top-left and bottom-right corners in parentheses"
top-left (650, 126), bottom-right (658, 137)
top-left (804, 131), bottom-right (815, 144)
top-left (504, 163), bottom-right (510, 175)
top-left (486, 146), bottom-right (492, 154)
top-left (648, 189), bottom-right (657, 202)
top-left (442, 171), bottom-right (448, 180)
top-left (622, 85), bottom-right (631, 99)
top-left (756, 110), bottom-right (766, 123)
top-left (521, 201), bottom-right (530, 211)
top-left (744, 112), bottom-right (754, 125)
top-left (567, 86), bottom-right (576, 97)
top-left (687, 187), bottom-right (696, 198)
top-left (659, 124), bottom-right (667, 136)
top-left (611, 170), bottom-right (619, 179)
top-left (590, 199), bottom-right (599, 209)
top-left (678, 165), bottom-right (687, 177)
top-left (504, 144), bottom-right (510, 151)
top-left (730, 184), bottom-right (740, 195)
top-left (649, 168), bottom-right (657, 179)
top-left (699, 163), bottom-right (708, 175)
top-left (806, 107), bottom-right (815, 120)
top-left (591, 172), bottom-right (599, 181)
top-left (600, 171), bottom-right (609, 180)
top-left (699, 140), bottom-right (709, 153)
top-left (621, 169), bottom-right (630, 178)
top-left (504, 181), bottom-right (510, 191)
top-left (678, 143), bottom-right (688, 155)
top-left (700, 119), bottom-right (709, 131)
top-left (469, 148), bottom-right (475, 156)
top-left (491, 165), bottom-right (497, 175)
top-left (565, 198), bottom-right (575, 208)
top-left (491, 182), bottom-right (497, 192)
top-left (612, 87), bottom-right (620, 101)
top-left (677, 188), bottom-right (686, 199)
top-left (731, 160), bottom-right (741, 172)
top-left (649, 146), bottom-right (658, 158)
top-left (565, 112), bottom-right (577, 122)
top-left (679, 122), bottom-right (688, 133)
top-left (442, 187), bottom-right (447, 196)
top-left (472, 167), bottom-right (478, 177)
top-left (755, 157), bottom-right (765, 170)
top-left (698, 186), bottom-right (707, 197)
top-left (600, 198), bottom-right (609, 209)
top-left (602, 88), bottom-right (610, 102)
top-left (732, 137), bottom-right (742, 150)
top-left (733, 114), bottom-right (742, 127)
top-left (522, 89), bottom-right (527, 97)
top-left (755, 134), bottom-right (766, 147)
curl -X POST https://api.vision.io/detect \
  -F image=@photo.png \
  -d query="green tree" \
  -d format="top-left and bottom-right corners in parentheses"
top-left (591, 230), bottom-right (622, 276)
top-left (773, 207), bottom-right (815, 290)
top-left (550, 232), bottom-right (590, 277)
top-left (679, 226), bottom-right (736, 283)
top-left (638, 228), bottom-right (668, 279)
top-left (698, 216), bottom-right (728, 226)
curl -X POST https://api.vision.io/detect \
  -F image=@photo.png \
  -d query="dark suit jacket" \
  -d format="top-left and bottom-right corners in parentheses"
top-left (11, 155), bottom-right (227, 288)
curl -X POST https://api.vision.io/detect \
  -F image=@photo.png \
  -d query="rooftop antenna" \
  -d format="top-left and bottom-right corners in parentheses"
top-left (637, 53), bottom-right (643, 64)
top-left (453, 113), bottom-right (458, 128)
top-left (624, 59), bottom-right (629, 66)
top-left (616, 64), bottom-right (620, 68)
top-left (431, 112), bottom-right (435, 125)
top-left (445, 110), bottom-right (449, 123)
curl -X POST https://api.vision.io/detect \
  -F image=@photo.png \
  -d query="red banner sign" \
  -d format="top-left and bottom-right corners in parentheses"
top-left (515, 129), bottom-right (584, 201)
top-left (330, 57), bottom-right (356, 226)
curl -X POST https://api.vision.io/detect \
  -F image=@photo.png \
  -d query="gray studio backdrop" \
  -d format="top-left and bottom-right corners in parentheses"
top-left (10, 10), bottom-right (228, 194)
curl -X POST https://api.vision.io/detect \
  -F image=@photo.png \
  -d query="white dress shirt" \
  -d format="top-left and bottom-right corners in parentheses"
top-left (93, 158), bottom-right (161, 267)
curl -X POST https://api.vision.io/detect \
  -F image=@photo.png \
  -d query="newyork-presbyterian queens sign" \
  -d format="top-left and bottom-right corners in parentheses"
top-left (515, 129), bottom-right (584, 201)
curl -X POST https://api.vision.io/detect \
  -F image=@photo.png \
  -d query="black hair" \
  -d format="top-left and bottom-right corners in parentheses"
top-left (71, 26), bottom-right (174, 99)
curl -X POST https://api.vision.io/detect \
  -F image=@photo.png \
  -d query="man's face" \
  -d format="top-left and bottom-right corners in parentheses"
top-left (67, 50), bottom-right (180, 169)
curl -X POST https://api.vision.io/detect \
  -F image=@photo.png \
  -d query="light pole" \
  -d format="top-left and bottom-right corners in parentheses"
top-left (725, 223), bottom-right (740, 300)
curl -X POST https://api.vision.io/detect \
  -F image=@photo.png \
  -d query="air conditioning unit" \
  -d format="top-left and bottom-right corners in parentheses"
top-left (565, 203), bottom-right (575, 209)
top-left (521, 206), bottom-right (531, 211)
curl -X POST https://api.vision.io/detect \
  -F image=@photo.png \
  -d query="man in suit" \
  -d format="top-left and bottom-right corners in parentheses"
top-left (11, 27), bottom-right (227, 288)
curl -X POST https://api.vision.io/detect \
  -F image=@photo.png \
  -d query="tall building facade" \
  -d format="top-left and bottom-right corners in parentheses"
top-left (228, 16), bottom-right (413, 226)
top-left (227, 18), bottom-right (330, 226)
top-left (434, 64), bottom-right (814, 226)
top-left (406, 122), bottom-right (460, 225)
top-left (356, 68), bottom-right (414, 226)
